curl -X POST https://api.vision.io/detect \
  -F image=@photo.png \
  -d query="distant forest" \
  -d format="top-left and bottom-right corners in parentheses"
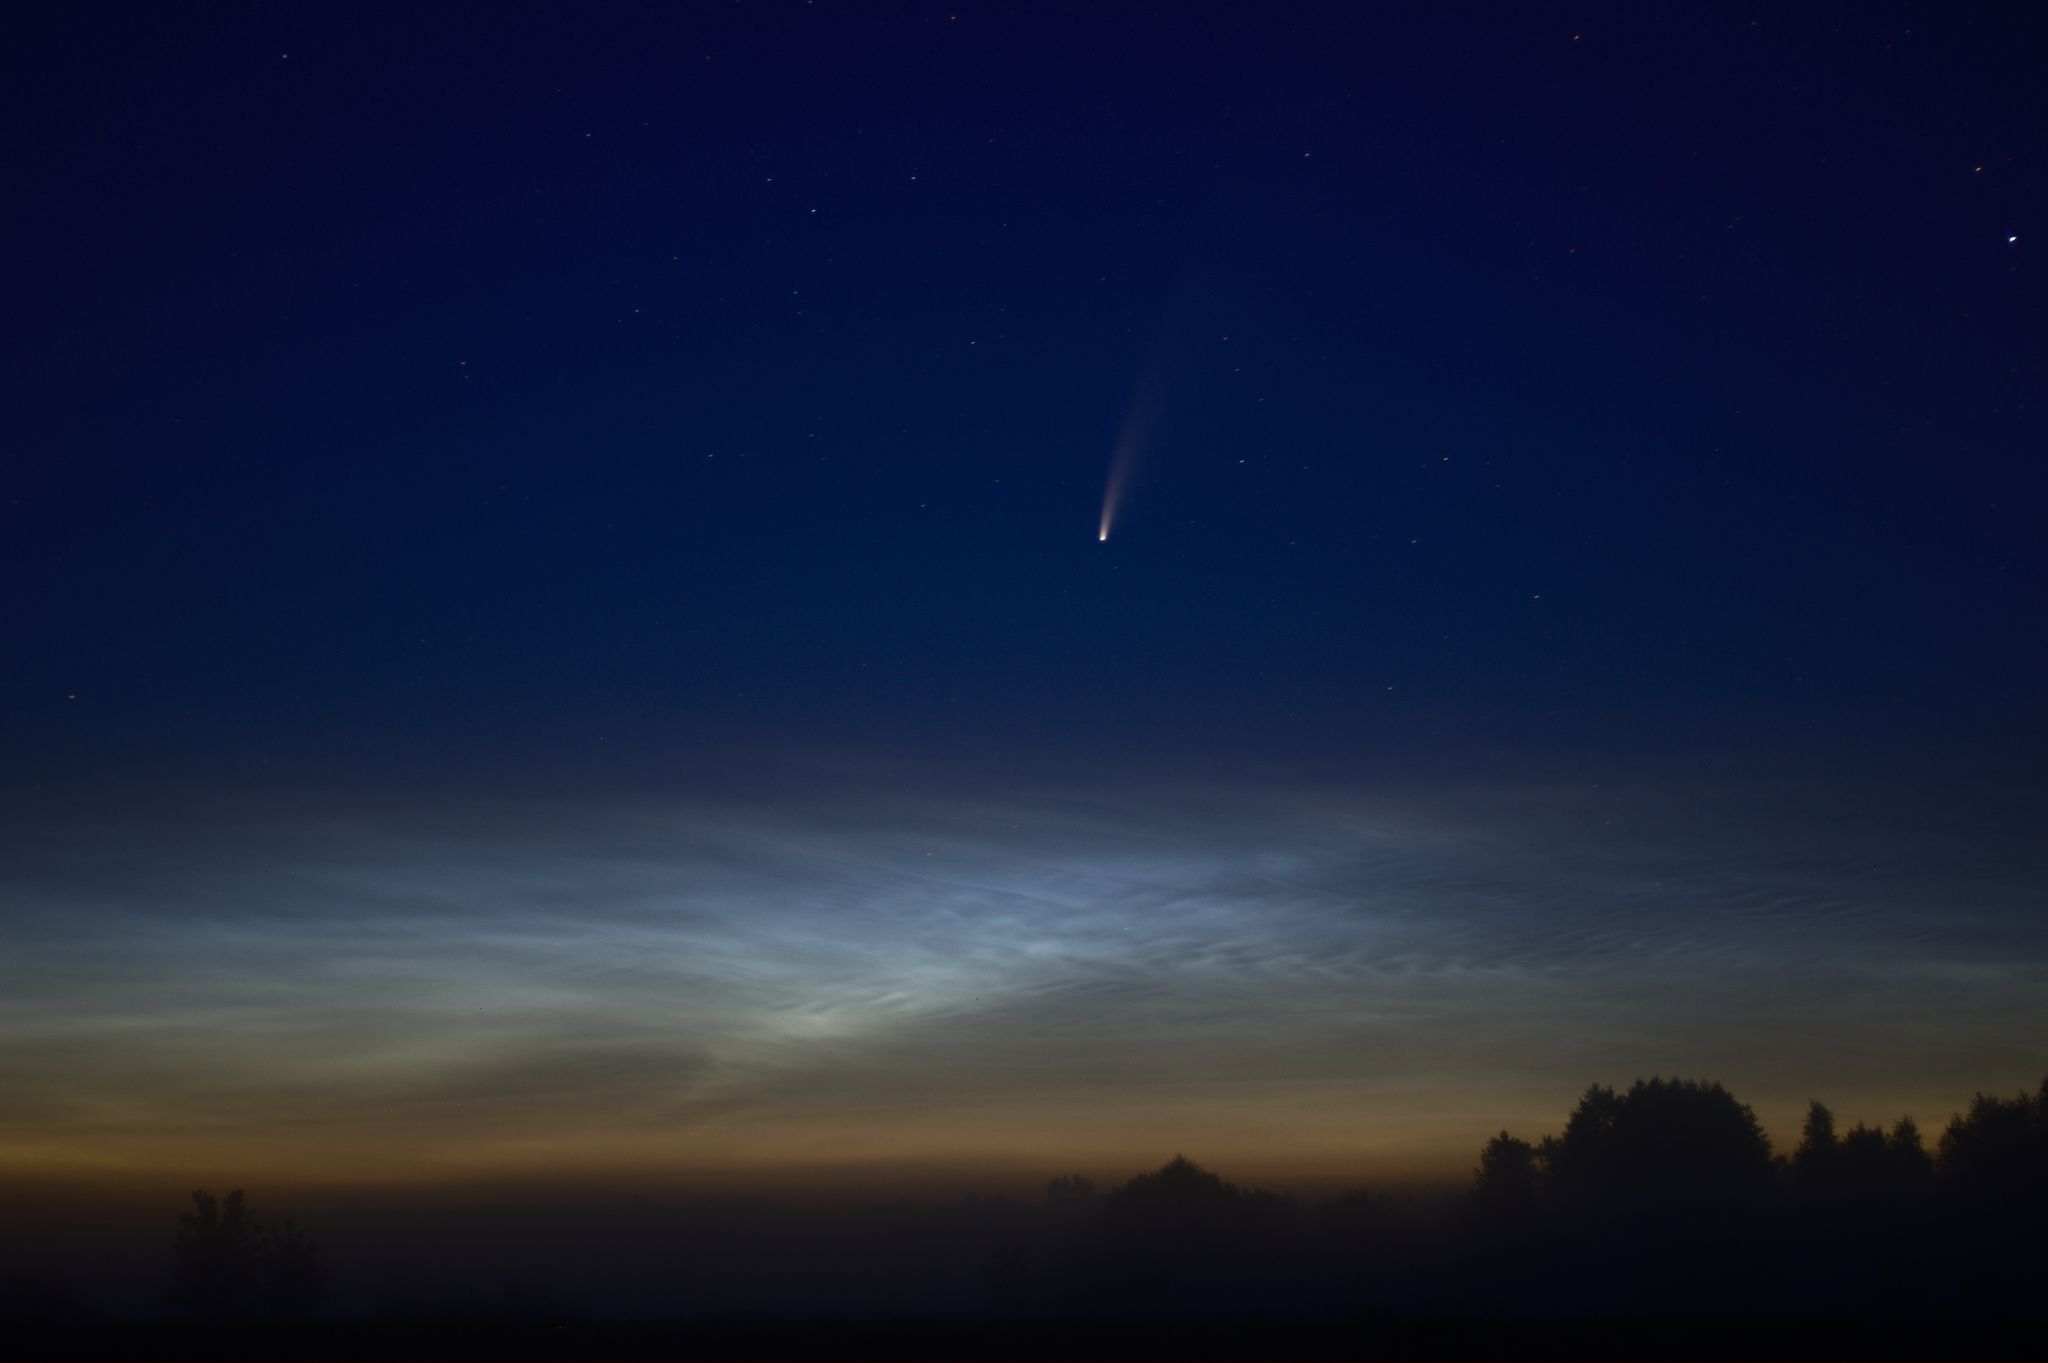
top-left (5, 1075), bottom-right (2046, 1329)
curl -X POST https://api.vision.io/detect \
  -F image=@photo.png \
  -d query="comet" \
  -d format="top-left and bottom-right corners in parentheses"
top-left (1097, 404), bottom-right (1150, 543)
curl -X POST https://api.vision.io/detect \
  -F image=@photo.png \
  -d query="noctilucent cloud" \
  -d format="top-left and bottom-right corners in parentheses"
top-left (8, 763), bottom-right (2042, 1191)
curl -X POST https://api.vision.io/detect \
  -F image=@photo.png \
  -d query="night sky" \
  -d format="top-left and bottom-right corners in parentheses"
top-left (5, 3), bottom-right (2045, 1214)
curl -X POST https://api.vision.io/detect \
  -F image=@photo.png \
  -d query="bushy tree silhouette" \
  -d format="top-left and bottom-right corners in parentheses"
top-left (1931, 1077), bottom-right (2048, 1315)
top-left (1472, 1131), bottom-right (1541, 1221)
top-left (1472, 1078), bottom-right (1780, 1315)
top-left (1075, 1155), bottom-right (1297, 1316)
top-left (1937, 1076), bottom-right (2047, 1204)
top-left (1542, 1077), bottom-right (1773, 1208)
top-left (1100, 1155), bottom-right (1238, 1231)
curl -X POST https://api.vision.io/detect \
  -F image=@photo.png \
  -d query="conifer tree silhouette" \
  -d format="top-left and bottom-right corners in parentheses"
top-left (165, 1189), bottom-right (328, 1320)
top-left (258, 1216), bottom-right (329, 1320)
top-left (167, 1190), bottom-right (259, 1318)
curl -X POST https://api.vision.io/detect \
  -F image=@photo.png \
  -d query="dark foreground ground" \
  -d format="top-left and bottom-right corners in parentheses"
top-left (0, 1316), bottom-right (2040, 1362)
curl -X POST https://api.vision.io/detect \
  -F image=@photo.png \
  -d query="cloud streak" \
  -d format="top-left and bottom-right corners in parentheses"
top-left (4, 770), bottom-right (2043, 1189)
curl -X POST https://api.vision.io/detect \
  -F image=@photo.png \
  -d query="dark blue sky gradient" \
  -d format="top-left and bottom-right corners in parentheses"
top-left (8, 3), bottom-right (2043, 775)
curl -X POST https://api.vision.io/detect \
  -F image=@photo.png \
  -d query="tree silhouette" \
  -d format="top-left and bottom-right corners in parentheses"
top-left (165, 1189), bottom-right (328, 1320)
top-left (986, 1241), bottom-right (1030, 1317)
top-left (1931, 1077), bottom-right (2048, 1315)
top-left (1842, 1118), bottom-right (1932, 1197)
top-left (1044, 1174), bottom-right (1094, 1206)
top-left (1472, 1131), bottom-right (1541, 1221)
top-left (1541, 1077), bottom-right (1774, 1208)
top-left (167, 1190), bottom-right (260, 1319)
top-left (1317, 1187), bottom-right (1396, 1234)
top-left (1792, 1100), bottom-right (1839, 1190)
top-left (1076, 1155), bottom-right (1297, 1315)
top-left (258, 1216), bottom-right (329, 1320)
top-left (1100, 1154), bottom-right (1238, 1231)
top-left (1794, 1101), bottom-right (1931, 1209)
top-left (1937, 1076), bottom-right (2047, 1204)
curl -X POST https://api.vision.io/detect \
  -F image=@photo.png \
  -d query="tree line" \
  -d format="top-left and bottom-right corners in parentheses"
top-left (5, 1072), bottom-right (2043, 1324)
top-left (1066, 1074), bottom-right (2048, 1319)
top-left (1474, 1073), bottom-right (2047, 1220)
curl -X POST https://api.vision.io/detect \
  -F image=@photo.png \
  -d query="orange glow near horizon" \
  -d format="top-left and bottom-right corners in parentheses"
top-left (6, 774), bottom-right (2042, 1205)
